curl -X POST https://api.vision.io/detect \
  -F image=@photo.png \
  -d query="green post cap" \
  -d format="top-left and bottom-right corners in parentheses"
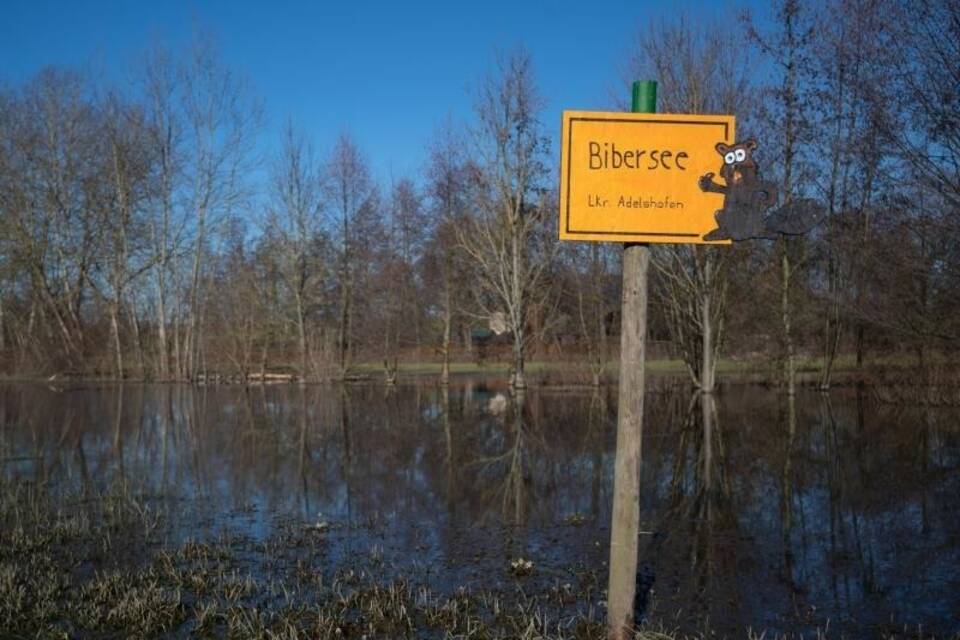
top-left (632, 80), bottom-right (657, 114)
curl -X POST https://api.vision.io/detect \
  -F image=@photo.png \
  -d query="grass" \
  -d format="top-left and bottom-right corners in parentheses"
top-left (352, 358), bottom-right (701, 378)
top-left (350, 352), bottom-right (938, 381)
top-left (2, 479), bottom-right (956, 639)
top-left (1, 481), bottom-right (615, 639)
top-left (3, 348), bottom-right (947, 387)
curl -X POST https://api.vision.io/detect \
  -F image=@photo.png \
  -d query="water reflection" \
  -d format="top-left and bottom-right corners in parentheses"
top-left (638, 392), bottom-right (738, 633)
top-left (1, 381), bottom-right (958, 637)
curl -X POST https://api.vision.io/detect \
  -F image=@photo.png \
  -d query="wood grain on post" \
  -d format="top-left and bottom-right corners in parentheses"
top-left (606, 80), bottom-right (656, 640)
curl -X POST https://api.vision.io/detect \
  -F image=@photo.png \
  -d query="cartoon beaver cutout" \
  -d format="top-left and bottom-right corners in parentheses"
top-left (699, 140), bottom-right (823, 241)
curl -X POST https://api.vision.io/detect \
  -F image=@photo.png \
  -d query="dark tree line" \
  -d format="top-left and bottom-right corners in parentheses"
top-left (0, 0), bottom-right (957, 385)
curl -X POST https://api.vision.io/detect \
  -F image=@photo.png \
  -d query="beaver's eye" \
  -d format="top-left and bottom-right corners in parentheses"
top-left (735, 149), bottom-right (746, 162)
top-left (724, 152), bottom-right (736, 164)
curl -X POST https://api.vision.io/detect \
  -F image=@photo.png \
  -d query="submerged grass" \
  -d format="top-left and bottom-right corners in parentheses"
top-left (0, 479), bottom-right (614, 639)
top-left (0, 480), bottom-right (956, 639)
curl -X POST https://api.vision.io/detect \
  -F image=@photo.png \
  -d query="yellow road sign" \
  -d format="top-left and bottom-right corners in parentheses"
top-left (559, 111), bottom-right (735, 243)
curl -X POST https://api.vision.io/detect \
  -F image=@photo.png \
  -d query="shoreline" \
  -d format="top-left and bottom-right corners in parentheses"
top-left (0, 354), bottom-right (952, 386)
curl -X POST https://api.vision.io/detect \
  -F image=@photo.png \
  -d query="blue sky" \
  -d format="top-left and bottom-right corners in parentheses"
top-left (1, 0), bottom-right (762, 184)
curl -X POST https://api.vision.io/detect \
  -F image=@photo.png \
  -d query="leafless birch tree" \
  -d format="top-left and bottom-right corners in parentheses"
top-left (141, 46), bottom-right (185, 380)
top-left (458, 49), bottom-right (553, 389)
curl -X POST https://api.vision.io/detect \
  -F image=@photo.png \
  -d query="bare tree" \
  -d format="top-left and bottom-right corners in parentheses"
top-left (458, 49), bottom-right (553, 389)
top-left (97, 93), bottom-right (157, 378)
top-left (0, 69), bottom-right (101, 369)
top-left (626, 15), bottom-right (752, 392)
top-left (806, 0), bottom-right (891, 387)
top-left (323, 134), bottom-right (374, 379)
top-left (141, 45), bottom-right (185, 381)
top-left (565, 240), bottom-right (618, 386)
top-left (266, 123), bottom-right (325, 381)
top-left (747, 0), bottom-right (817, 395)
top-left (380, 178), bottom-right (425, 382)
top-left (857, 0), bottom-right (960, 365)
top-left (424, 121), bottom-right (471, 385)
top-left (179, 35), bottom-right (260, 379)
top-left (885, 0), bottom-right (960, 211)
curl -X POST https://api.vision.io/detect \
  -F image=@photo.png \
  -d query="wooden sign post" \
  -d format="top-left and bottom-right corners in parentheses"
top-left (606, 80), bottom-right (656, 640)
top-left (558, 82), bottom-right (736, 639)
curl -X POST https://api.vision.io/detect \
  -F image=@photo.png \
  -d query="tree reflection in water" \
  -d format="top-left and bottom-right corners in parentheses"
top-left (467, 389), bottom-right (530, 524)
top-left (635, 392), bottom-right (738, 634)
top-left (1, 381), bottom-right (958, 637)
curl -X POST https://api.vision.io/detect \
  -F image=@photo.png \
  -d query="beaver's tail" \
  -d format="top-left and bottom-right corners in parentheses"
top-left (763, 198), bottom-right (825, 236)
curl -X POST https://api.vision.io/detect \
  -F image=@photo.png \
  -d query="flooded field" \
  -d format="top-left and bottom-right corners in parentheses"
top-left (1, 379), bottom-right (958, 638)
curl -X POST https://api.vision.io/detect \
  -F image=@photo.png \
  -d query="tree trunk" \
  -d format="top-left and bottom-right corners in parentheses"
top-left (110, 302), bottom-right (124, 380)
top-left (510, 227), bottom-right (526, 390)
top-left (155, 268), bottom-right (169, 380)
top-left (781, 241), bottom-right (796, 395)
top-left (127, 295), bottom-right (145, 379)
top-left (337, 278), bottom-right (350, 379)
top-left (819, 291), bottom-right (842, 390)
top-left (20, 300), bottom-right (37, 368)
top-left (701, 290), bottom-right (714, 393)
top-left (259, 342), bottom-right (268, 382)
top-left (512, 330), bottom-right (526, 390)
top-left (296, 292), bottom-right (308, 383)
top-left (855, 323), bottom-right (865, 369)
top-left (0, 293), bottom-right (6, 352)
top-left (173, 299), bottom-right (183, 379)
top-left (440, 273), bottom-right (452, 386)
top-left (440, 255), bottom-right (453, 386)
top-left (182, 323), bottom-right (192, 379)
top-left (188, 203), bottom-right (207, 379)
top-left (34, 268), bottom-right (80, 362)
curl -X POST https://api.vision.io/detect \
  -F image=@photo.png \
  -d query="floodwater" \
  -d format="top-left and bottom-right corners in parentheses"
top-left (1, 379), bottom-right (959, 637)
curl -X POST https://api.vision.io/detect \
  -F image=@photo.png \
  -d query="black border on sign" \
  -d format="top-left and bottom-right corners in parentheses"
top-left (564, 116), bottom-right (731, 237)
